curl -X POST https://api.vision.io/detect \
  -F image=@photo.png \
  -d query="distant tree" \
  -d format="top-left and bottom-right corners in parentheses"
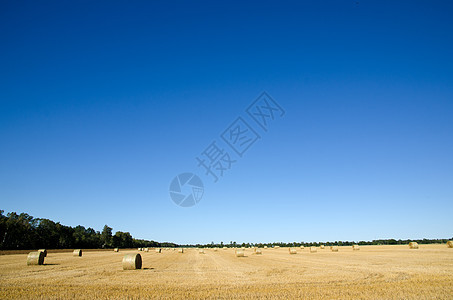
top-left (101, 225), bottom-right (113, 248)
top-left (73, 225), bottom-right (87, 248)
top-left (36, 218), bottom-right (60, 248)
top-left (113, 231), bottom-right (133, 248)
top-left (0, 210), bottom-right (7, 247)
top-left (2, 212), bottom-right (35, 249)
top-left (58, 224), bottom-right (75, 248)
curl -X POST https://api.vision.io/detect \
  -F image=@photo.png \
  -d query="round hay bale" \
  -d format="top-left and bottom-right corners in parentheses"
top-left (27, 251), bottom-right (45, 265)
top-left (264, 246), bottom-right (268, 249)
top-left (447, 241), bottom-right (453, 248)
top-left (300, 246), bottom-right (304, 249)
top-left (178, 248), bottom-right (184, 253)
top-left (352, 245), bottom-right (360, 251)
top-left (223, 246), bottom-right (227, 249)
top-left (138, 248), bottom-right (141, 251)
top-left (331, 246), bottom-right (339, 252)
top-left (73, 249), bottom-right (82, 257)
top-left (320, 245), bottom-right (325, 249)
top-left (254, 248), bottom-right (262, 255)
top-left (38, 249), bottom-right (47, 257)
top-left (289, 248), bottom-right (297, 254)
top-left (310, 247), bottom-right (317, 253)
top-left (155, 248), bottom-right (161, 253)
top-left (144, 248), bottom-right (149, 252)
top-left (235, 249), bottom-right (245, 257)
top-left (113, 248), bottom-right (119, 252)
top-left (199, 249), bottom-right (205, 254)
top-left (409, 242), bottom-right (419, 249)
top-left (274, 246), bottom-right (280, 249)
top-left (122, 253), bottom-right (142, 270)
top-left (213, 248), bottom-right (218, 251)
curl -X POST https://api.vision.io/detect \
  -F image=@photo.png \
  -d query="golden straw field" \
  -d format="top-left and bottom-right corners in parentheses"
top-left (1, 245), bottom-right (452, 299)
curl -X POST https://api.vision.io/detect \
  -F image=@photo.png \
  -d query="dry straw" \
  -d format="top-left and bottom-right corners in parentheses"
top-left (155, 248), bottom-right (161, 253)
top-left (199, 249), bottom-right (205, 254)
top-left (144, 248), bottom-right (149, 252)
top-left (223, 246), bottom-right (227, 249)
top-left (73, 249), bottom-right (82, 257)
top-left (122, 253), bottom-right (142, 270)
top-left (114, 248), bottom-right (119, 252)
top-left (27, 251), bottom-right (45, 265)
top-left (310, 247), bottom-right (317, 253)
top-left (447, 241), bottom-right (453, 248)
top-left (254, 248), bottom-right (262, 255)
top-left (289, 248), bottom-right (297, 254)
top-left (409, 242), bottom-right (419, 249)
top-left (213, 248), bottom-right (218, 251)
top-left (178, 248), bottom-right (184, 253)
top-left (352, 245), bottom-right (360, 251)
top-left (300, 246), bottom-right (304, 249)
top-left (38, 249), bottom-right (47, 257)
top-left (264, 246), bottom-right (268, 249)
top-left (274, 246), bottom-right (280, 249)
top-left (331, 246), bottom-right (339, 252)
top-left (235, 249), bottom-right (245, 257)
top-left (320, 245), bottom-right (325, 249)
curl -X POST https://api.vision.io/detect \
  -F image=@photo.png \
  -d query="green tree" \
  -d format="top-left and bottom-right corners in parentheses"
top-left (101, 225), bottom-right (113, 248)
top-left (2, 212), bottom-right (35, 249)
top-left (113, 231), bottom-right (133, 248)
top-left (0, 210), bottom-right (7, 248)
top-left (36, 218), bottom-right (60, 248)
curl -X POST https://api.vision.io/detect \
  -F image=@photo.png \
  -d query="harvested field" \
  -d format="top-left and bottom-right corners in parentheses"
top-left (0, 245), bottom-right (452, 299)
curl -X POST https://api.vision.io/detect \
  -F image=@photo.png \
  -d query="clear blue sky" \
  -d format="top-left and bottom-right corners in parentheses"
top-left (1, 1), bottom-right (452, 244)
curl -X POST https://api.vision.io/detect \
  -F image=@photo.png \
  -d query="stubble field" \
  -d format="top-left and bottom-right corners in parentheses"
top-left (0, 245), bottom-right (452, 299)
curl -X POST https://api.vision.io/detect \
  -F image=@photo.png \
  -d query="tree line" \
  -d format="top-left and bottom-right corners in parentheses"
top-left (1, 210), bottom-right (450, 250)
top-left (0, 210), bottom-right (176, 250)
top-left (182, 238), bottom-right (452, 248)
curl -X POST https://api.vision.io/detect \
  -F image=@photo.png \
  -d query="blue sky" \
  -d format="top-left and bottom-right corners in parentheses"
top-left (1, 1), bottom-right (452, 244)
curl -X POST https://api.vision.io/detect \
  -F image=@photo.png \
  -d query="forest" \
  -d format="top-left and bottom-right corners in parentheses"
top-left (1, 210), bottom-right (450, 250)
top-left (0, 210), bottom-right (176, 250)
